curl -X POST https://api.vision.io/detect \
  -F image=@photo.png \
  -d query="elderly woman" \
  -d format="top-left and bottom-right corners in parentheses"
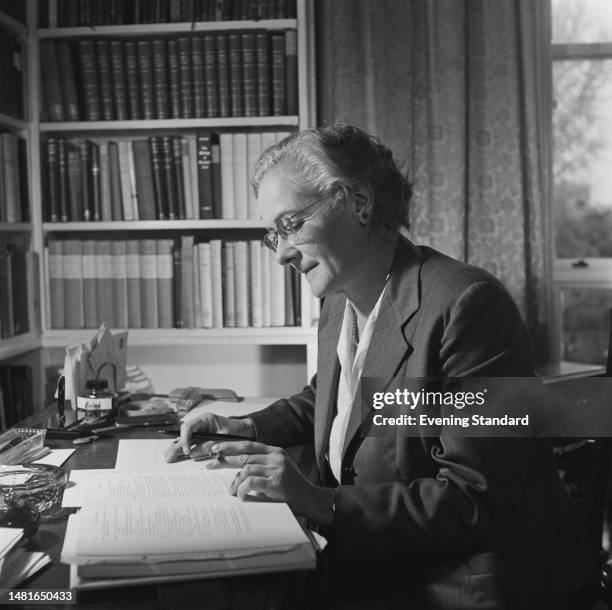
top-left (166, 124), bottom-right (597, 609)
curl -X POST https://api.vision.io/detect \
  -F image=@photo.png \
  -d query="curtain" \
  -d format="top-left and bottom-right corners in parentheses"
top-left (317, 0), bottom-right (552, 362)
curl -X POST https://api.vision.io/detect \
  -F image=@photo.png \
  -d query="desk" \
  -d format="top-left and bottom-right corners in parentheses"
top-left (537, 360), bottom-right (606, 384)
top-left (15, 399), bottom-right (311, 610)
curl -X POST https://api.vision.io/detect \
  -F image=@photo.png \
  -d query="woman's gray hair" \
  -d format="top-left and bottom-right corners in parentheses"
top-left (251, 124), bottom-right (412, 230)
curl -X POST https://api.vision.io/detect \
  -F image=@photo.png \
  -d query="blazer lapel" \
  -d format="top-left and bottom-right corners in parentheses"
top-left (314, 295), bottom-right (344, 472)
top-left (341, 238), bottom-right (424, 461)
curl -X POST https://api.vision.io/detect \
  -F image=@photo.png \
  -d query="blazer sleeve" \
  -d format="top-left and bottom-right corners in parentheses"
top-left (331, 280), bottom-right (541, 565)
top-left (247, 376), bottom-right (316, 447)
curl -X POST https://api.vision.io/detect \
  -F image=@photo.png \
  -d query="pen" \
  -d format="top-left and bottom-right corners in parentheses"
top-left (160, 429), bottom-right (253, 442)
top-left (57, 376), bottom-right (66, 427)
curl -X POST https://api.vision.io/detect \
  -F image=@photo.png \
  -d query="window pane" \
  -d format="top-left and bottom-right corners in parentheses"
top-left (553, 59), bottom-right (612, 258)
top-left (561, 288), bottom-right (612, 364)
top-left (552, 0), bottom-right (612, 44)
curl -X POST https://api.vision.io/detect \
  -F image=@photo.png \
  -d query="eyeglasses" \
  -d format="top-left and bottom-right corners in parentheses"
top-left (263, 198), bottom-right (325, 252)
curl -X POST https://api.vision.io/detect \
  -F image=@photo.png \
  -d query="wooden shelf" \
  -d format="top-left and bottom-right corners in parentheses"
top-left (0, 12), bottom-right (27, 37)
top-left (40, 116), bottom-right (299, 132)
top-left (0, 223), bottom-right (32, 232)
top-left (43, 220), bottom-right (268, 231)
top-left (0, 113), bottom-right (27, 131)
top-left (42, 327), bottom-right (317, 348)
top-left (0, 333), bottom-right (41, 361)
top-left (38, 19), bottom-right (297, 38)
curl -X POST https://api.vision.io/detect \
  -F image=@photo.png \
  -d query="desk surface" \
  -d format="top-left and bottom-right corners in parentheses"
top-left (536, 360), bottom-right (606, 384)
top-left (16, 399), bottom-right (310, 610)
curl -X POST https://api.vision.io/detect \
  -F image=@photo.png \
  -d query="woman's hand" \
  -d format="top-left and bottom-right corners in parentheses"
top-left (162, 413), bottom-right (256, 463)
top-left (207, 440), bottom-right (335, 526)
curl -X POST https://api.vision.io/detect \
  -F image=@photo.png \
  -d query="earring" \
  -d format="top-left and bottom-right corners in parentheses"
top-left (359, 211), bottom-right (368, 225)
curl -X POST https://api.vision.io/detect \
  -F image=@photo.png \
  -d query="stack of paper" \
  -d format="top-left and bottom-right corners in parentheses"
top-left (0, 528), bottom-right (51, 589)
top-left (60, 439), bottom-right (317, 590)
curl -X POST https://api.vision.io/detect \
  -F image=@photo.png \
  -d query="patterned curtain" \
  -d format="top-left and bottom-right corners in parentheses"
top-left (317, 0), bottom-right (552, 362)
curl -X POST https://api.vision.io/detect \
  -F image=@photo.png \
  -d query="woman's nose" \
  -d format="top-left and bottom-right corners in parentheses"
top-left (275, 234), bottom-right (298, 265)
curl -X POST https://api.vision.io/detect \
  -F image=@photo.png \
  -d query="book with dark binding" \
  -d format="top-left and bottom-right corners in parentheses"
top-left (151, 39), bottom-right (169, 119)
top-left (177, 37), bottom-right (193, 119)
top-left (161, 136), bottom-right (177, 220)
top-left (211, 133), bottom-right (222, 219)
top-left (228, 34), bottom-right (243, 117)
top-left (95, 40), bottom-right (114, 121)
top-left (124, 40), bottom-right (141, 120)
top-left (284, 30), bottom-right (298, 115)
top-left (241, 33), bottom-right (257, 117)
top-left (108, 140), bottom-right (123, 220)
top-left (45, 137), bottom-right (60, 222)
top-left (78, 139), bottom-right (92, 221)
top-left (202, 34), bottom-right (219, 118)
top-left (66, 142), bottom-right (82, 222)
top-left (136, 40), bottom-right (155, 120)
top-left (109, 40), bottom-right (128, 120)
top-left (39, 40), bottom-right (65, 122)
top-left (166, 39), bottom-right (181, 119)
top-left (172, 137), bottom-right (187, 220)
top-left (78, 39), bottom-right (102, 121)
top-left (196, 132), bottom-right (214, 219)
top-left (216, 34), bottom-right (230, 118)
top-left (132, 139), bottom-right (157, 221)
top-left (191, 36), bottom-right (206, 118)
top-left (57, 137), bottom-right (69, 222)
top-left (56, 40), bottom-right (80, 121)
top-left (270, 33), bottom-right (285, 116)
top-left (148, 136), bottom-right (166, 220)
top-left (255, 33), bottom-right (270, 116)
top-left (88, 140), bottom-right (102, 221)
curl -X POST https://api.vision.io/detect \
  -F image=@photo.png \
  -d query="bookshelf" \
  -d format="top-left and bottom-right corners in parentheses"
top-left (0, 4), bottom-right (41, 363)
top-left (25, 0), bottom-right (319, 385)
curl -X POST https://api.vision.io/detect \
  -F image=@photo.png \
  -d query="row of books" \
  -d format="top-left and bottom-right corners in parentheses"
top-left (40, 31), bottom-right (297, 122)
top-left (0, 366), bottom-right (33, 429)
top-left (40, 0), bottom-right (297, 27)
top-left (46, 238), bottom-right (301, 330)
top-left (0, 246), bottom-right (39, 340)
top-left (0, 27), bottom-right (23, 121)
top-left (43, 130), bottom-right (290, 223)
top-left (0, 133), bottom-right (29, 224)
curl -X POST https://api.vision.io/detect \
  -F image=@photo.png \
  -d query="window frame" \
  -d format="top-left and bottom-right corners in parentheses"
top-left (549, 29), bottom-right (612, 363)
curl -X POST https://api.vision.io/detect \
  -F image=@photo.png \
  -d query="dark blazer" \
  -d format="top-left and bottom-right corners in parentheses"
top-left (250, 237), bottom-right (598, 609)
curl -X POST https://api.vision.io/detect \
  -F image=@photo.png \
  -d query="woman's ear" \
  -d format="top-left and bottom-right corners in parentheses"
top-left (353, 183), bottom-right (374, 225)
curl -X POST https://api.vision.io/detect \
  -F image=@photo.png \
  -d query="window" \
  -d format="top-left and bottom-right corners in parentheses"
top-left (551, 0), bottom-right (612, 365)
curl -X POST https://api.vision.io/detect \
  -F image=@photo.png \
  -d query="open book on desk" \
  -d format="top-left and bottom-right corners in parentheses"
top-left (60, 447), bottom-right (318, 590)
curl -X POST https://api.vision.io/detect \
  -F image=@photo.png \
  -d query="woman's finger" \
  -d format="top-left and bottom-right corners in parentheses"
top-left (234, 475), bottom-right (271, 501)
top-left (229, 464), bottom-right (270, 494)
top-left (211, 440), bottom-right (278, 456)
